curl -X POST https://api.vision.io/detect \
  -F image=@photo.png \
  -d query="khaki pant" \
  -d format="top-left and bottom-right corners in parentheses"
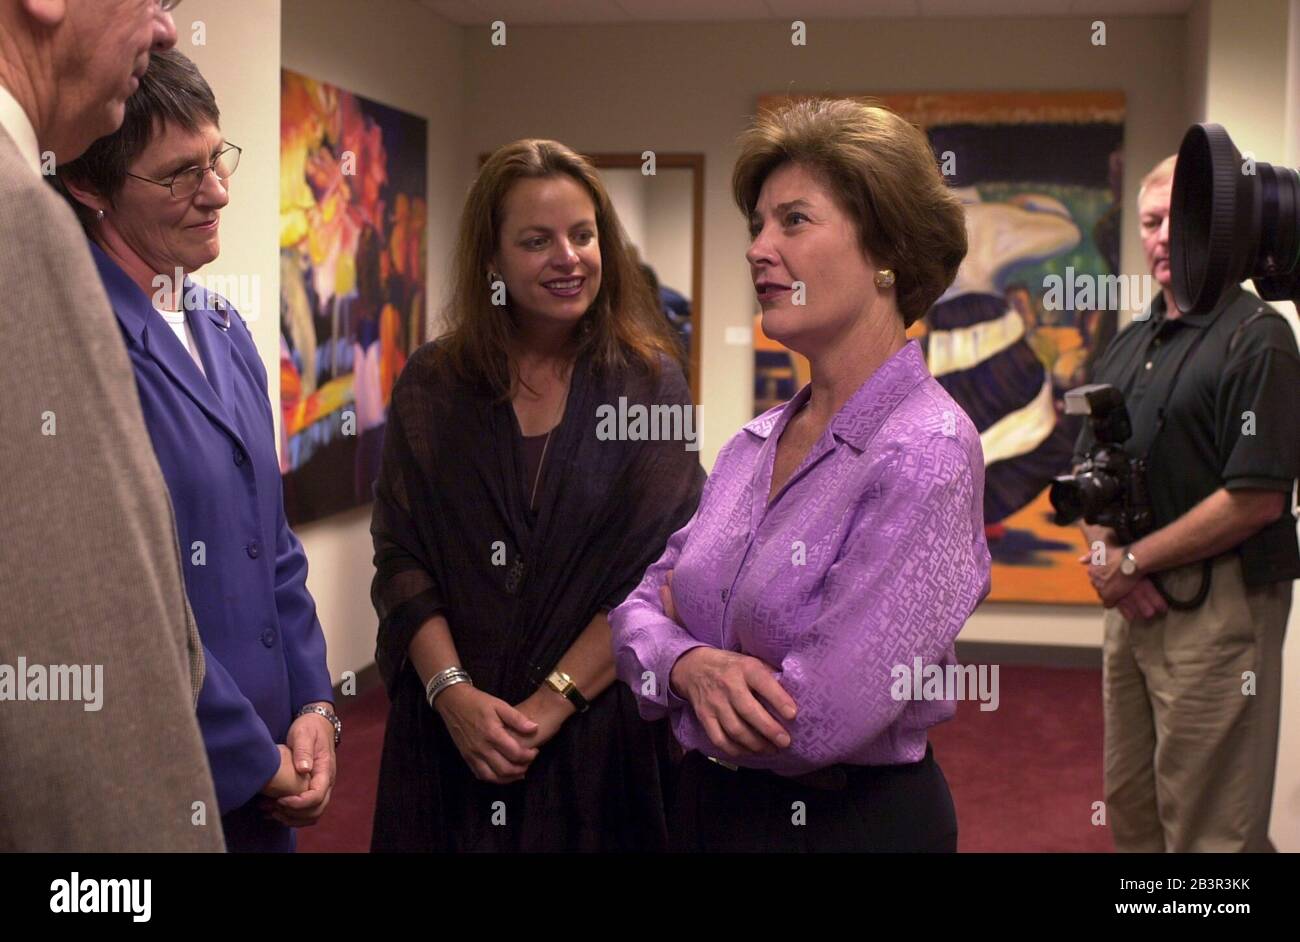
top-left (1103, 555), bottom-right (1291, 852)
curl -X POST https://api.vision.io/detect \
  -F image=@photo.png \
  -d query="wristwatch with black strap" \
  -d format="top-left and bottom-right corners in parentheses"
top-left (544, 669), bottom-right (590, 713)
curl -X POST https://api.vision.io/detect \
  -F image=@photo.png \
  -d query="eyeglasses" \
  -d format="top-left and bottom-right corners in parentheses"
top-left (158, 1), bottom-right (183, 11)
top-left (125, 143), bottom-right (241, 199)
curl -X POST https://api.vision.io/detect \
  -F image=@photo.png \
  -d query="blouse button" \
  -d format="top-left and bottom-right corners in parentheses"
top-left (246, 541), bottom-right (261, 559)
top-left (260, 629), bottom-right (275, 648)
top-left (1144, 361), bottom-right (1153, 370)
top-left (720, 588), bottom-right (729, 602)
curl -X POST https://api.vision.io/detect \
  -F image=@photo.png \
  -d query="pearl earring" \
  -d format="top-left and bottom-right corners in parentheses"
top-left (96, 209), bottom-right (105, 222)
top-left (874, 269), bottom-right (895, 288)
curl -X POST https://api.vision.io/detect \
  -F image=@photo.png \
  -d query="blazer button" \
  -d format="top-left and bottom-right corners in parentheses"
top-left (260, 629), bottom-right (275, 648)
top-left (233, 447), bottom-right (246, 466)
top-left (246, 540), bottom-right (261, 559)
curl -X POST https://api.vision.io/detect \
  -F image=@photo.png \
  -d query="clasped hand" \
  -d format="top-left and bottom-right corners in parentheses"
top-left (661, 571), bottom-right (798, 760)
top-left (436, 681), bottom-right (573, 785)
top-left (1078, 540), bottom-right (1169, 620)
top-left (257, 708), bottom-right (338, 827)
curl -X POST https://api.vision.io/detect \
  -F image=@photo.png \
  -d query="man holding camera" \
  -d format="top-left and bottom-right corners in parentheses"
top-left (1073, 155), bottom-right (1300, 852)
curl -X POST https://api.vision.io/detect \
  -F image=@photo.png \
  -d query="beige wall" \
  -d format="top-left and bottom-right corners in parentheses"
top-left (463, 17), bottom-right (1187, 651)
top-left (459, 12), bottom-right (1300, 847)
top-left (1188, 0), bottom-right (1300, 851)
top-left (1187, 0), bottom-right (1210, 128)
top-left (183, 0), bottom-right (465, 692)
top-left (463, 17), bottom-right (1187, 461)
top-left (601, 167), bottom-right (650, 252)
top-left (643, 168), bottom-right (695, 302)
top-left (186, 8), bottom-right (1194, 674)
top-left (280, 0), bottom-right (464, 697)
top-left (174, 1), bottom-right (1300, 849)
top-left (600, 167), bottom-right (695, 301)
top-left (1291, 0), bottom-right (1300, 166)
top-left (179, 0), bottom-right (279, 342)
top-left (282, 0), bottom-right (465, 696)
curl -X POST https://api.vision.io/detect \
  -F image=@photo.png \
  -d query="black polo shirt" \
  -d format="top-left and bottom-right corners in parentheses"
top-left (1073, 284), bottom-right (1300, 586)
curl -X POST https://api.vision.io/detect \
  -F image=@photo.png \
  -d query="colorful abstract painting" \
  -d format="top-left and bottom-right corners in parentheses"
top-left (756, 92), bottom-right (1126, 604)
top-left (280, 69), bottom-right (427, 525)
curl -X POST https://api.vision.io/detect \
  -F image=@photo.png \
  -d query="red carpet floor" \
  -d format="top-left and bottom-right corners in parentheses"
top-left (297, 662), bottom-right (1111, 853)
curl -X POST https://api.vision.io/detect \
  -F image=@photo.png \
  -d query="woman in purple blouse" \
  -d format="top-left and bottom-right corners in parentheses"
top-left (610, 98), bottom-right (992, 852)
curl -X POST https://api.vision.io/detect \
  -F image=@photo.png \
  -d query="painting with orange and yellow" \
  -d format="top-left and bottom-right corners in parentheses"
top-left (280, 69), bottom-right (427, 525)
top-left (755, 91), bottom-right (1127, 605)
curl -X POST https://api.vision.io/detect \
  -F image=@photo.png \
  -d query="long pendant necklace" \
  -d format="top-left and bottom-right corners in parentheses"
top-left (528, 371), bottom-right (571, 510)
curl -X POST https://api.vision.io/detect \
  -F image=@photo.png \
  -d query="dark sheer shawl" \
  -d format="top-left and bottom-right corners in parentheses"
top-left (370, 341), bottom-right (704, 851)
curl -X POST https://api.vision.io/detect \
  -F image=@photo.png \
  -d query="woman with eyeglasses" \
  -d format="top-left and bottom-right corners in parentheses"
top-left (55, 48), bottom-right (337, 853)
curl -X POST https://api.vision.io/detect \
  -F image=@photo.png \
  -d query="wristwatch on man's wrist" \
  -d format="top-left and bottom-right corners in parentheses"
top-left (544, 670), bottom-right (590, 713)
top-left (298, 704), bottom-right (342, 747)
top-left (1119, 548), bottom-right (1140, 577)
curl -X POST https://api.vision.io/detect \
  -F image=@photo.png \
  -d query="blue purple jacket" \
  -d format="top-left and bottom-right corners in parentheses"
top-left (92, 242), bottom-right (332, 852)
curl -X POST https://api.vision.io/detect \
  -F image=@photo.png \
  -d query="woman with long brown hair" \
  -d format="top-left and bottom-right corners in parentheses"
top-left (370, 139), bottom-right (704, 851)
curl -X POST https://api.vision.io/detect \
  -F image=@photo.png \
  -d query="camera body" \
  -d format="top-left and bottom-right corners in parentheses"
top-left (1049, 384), bottom-right (1154, 546)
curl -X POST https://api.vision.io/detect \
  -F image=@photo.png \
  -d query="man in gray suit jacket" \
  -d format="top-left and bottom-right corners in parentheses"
top-left (0, 0), bottom-right (224, 851)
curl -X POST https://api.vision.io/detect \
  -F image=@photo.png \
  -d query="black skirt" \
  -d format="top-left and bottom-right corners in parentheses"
top-left (371, 672), bottom-right (677, 852)
top-left (669, 743), bottom-right (958, 853)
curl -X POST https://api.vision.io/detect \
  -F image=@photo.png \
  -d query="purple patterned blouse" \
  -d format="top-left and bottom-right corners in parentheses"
top-left (610, 340), bottom-right (991, 774)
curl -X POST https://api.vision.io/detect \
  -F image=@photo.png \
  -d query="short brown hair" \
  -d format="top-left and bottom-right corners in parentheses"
top-left (732, 97), bottom-right (967, 328)
top-left (54, 48), bottom-right (220, 231)
top-left (438, 139), bottom-right (681, 398)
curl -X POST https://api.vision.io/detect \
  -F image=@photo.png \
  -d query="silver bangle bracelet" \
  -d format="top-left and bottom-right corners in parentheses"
top-left (425, 667), bottom-right (472, 708)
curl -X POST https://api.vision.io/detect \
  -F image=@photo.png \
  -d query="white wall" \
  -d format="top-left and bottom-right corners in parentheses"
top-left (601, 168), bottom-right (649, 254)
top-left (181, 2), bottom-right (1282, 692)
top-left (642, 168), bottom-right (694, 301)
top-left (1285, 0), bottom-right (1300, 856)
top-left (140, 0), bottom-right (1300, 850)
top-left (602, 166), bottom-right (695, 301)
top-left (463, 18), bottom-right (1187, 650)
top-left (279, 0), bottom-right (467, 686)
top-left (600, 167), bottom-right (696, 301)
top-left (1192, 0), bottom-right (1300, 852)
top-left (179, 0), bottom-right (279, 343)
top-left (463, 17), bottom-right (1186, 465)
top-left (1291, 0), bottom-right (1300, 167)
top-left (183, 0), bottom-right (465, 692)
top-left (462, 16), bottom-right (1300, 848)
top-left (1187, 0), bottom-right (1210, 128)
top-left (279, 0), bottom-right (465, 693)
top-left (184, 10), bottom-right (1189, 675)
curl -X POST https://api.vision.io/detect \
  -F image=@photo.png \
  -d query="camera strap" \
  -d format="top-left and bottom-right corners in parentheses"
top-left (1139, 304), bottom-right (1273, 611)
top-left (1130, 316), bottom-right (1213, 609)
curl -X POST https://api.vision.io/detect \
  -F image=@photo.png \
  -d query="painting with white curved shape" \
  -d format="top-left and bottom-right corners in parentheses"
top-left (756, 92), bottom-right (1125, 604)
